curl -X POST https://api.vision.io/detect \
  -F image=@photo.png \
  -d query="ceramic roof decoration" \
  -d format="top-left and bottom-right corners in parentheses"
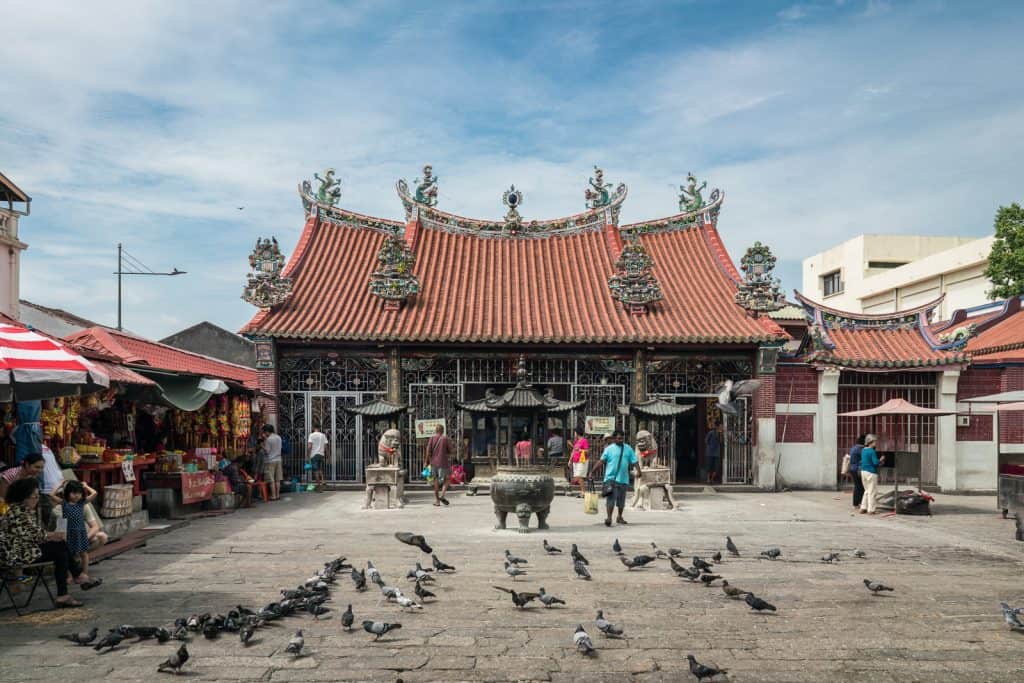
top-left (242, 168), bottom-right (786, 345)
top-left (734, 241), bottom-right (787, 316)
top-left (794, 292), bottom-right (969, 369)
top-left (242, 237), bottom-right (293, 309)
top-left (368, 228), bottom-right (420, 308)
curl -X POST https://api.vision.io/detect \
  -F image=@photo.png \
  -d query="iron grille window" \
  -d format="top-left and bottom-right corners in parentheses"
top-left (822, 270), bottom-right (843, 297)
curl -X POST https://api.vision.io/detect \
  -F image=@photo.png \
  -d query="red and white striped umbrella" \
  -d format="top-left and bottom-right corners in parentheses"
top-left (0, 323), bottom-right (110, 402)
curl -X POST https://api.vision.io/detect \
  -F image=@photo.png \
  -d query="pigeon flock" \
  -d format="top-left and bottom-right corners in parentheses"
top-left (56, 526), bottom-right (1023, 681)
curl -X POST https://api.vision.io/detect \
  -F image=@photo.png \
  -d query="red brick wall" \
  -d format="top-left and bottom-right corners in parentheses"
top-left (257, 367), bottom-right (278, 423)
top-left (776, 365), bottom-right (818, 403)
top-left (957, 414), bottom-right (993, 441)
top-left (1001, 367), bottom-right (1024, 444)
top-left (957, 368), bottom-right (1002, 400)
top-left (754, 374), bottom-right (776, 419)
top-left (776, 414), bottom-right (814, 443)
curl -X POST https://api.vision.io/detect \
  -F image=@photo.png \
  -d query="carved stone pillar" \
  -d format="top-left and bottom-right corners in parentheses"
top-left (753, 345), bottom-right (779, 490)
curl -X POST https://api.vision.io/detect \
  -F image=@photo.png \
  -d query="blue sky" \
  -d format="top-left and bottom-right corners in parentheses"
top-left (2, 0), bottom-right (1023, 340)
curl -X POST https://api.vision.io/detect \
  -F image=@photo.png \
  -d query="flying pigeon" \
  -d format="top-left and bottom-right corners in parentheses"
top-left (726, 536), bottom-right (740, 557)
top-left (716, 378), bottom-right (761, 415)
top-left (863, 579), bottom-right (894, 594)
top-left (538, 587), bottom-right (566, 608)
top-left (285, 629), bottom-right (304, 655)
top-left (760, 547), bottom-right (781, 560)
top-left (240, 624), bottom-right (255, 646)
top-left (573, 559), bottom-right (592, 580)
top-left (341, 604), bottom-right (355, 631)
top-left (505, 549), bottom-right (528, 565)
top-left (612, 538), bottom-right (623, 554)
top-left (396, 595), bottom-right (423, 611)
top-left (93, 631), bottom-right (125, 653)
top-left (571, 544), bottom-right (589, 565)
top-left (699, 574), bottom-right (723, 586)
top-left (352, 567), bottom-right (367, 591)
top-left (595, 610), bottom-right (624, 638)
top-left (395, 532), bottom-right (432, 554)
top-left (999, 602), bottom-right (1024, 631)
top-left (543, 539), bottom-right (562, 554)
top-left (157, 644), bottom-right (190, 675)
top-left (574, 625), bottom-right (595, 655)
top-left (415, 581), bottom-right (436, 601)
top-left (363, 620), bottom-right (402, 640)
top-left (745, 593), bottom-right (777, 612)
top-left (821, 552), bottom-right (841, 564)
top-left (59, 627), bottom-right (98, 645)
top-left (687, 654), bottom-right (727, 681)
top-left (432, 554), bottom-right (456, 572)
top-left (504, 561), bottom-right (528, 581)
top-left (493, 585), bottom-right (540, 609)
top-left (721, 580), bottom-right (749, 599)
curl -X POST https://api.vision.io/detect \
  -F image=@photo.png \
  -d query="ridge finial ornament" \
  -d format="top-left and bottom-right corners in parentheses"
top-left (242, 237), bottom-right (293, 309)
top-left (678, 172), bottom-right (708, 213)
top-left (413, 165), bottom-right (439, 207)
top-left (313, 168), bottom-right (342, 207)
top-left (502, 185), bottom-right (524, 234)
top-left (734, 241), bottom-right (786, 316)
top-left (369, 228), bottom-right (420, 307)
top-left (607, 236), bottom-right (663, 314)
top-left (585, 166), bottom-right (613, 209)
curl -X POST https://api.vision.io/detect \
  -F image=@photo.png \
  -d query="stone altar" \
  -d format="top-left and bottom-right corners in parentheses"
top-left (630, 466), bottom-right (677, 510)
top-left (363, 465), bottom-right (406, 509)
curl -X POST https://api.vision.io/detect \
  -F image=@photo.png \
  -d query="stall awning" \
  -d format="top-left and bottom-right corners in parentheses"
top-left (137, 371), bottom-right (229, 411)
top-left (838, 398), bottom-right (954, 417)
top-left (0, 323), bottom-right (109, 401)
top-left (94, 361), bottom-right (157, 386)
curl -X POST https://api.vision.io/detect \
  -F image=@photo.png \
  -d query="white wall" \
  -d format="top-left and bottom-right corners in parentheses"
top-left (0, 209), bottom-right (23, 319)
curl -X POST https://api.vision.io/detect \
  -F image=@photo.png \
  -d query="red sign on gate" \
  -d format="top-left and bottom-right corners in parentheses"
top-left (181, 471), bottom-right (215, 504)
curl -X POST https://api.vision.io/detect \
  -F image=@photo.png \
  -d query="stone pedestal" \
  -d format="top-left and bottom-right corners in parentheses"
top-left (363, 466), bottom-right (406, 509)
top-left (630, 467), bottom-right (677, 510)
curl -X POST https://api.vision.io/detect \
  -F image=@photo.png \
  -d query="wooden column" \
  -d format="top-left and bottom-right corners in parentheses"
top-left (387, 347), bottom-right (402, 404)
top-left (630, 349), bottom-right (648, 440)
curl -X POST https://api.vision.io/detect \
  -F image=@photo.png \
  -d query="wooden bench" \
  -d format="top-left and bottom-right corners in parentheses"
top-left (1, 561), bottom-right (57, 615)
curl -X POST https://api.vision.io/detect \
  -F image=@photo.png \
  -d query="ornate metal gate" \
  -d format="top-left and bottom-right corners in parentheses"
top-left (572, 384), bottom-right (627, 435)
top-left (723, 397), bottom-right (753, 484)
top-left (279, 391), bottom-right (383, 483)
top-left (406, 383), bottom-right (463, 481)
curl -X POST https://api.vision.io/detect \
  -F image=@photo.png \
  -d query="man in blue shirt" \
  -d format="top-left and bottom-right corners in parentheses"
top-left (597, 429), bottom-right (640, 527)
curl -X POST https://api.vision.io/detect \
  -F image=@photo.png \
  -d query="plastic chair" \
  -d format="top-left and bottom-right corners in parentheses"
top-left (240, 469), bottom-right (269, 502)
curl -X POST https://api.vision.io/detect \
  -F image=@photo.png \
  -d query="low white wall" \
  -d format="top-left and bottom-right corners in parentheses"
top-left (776, 443), bottom-right (830, 488)
top-left (955, 441), bottom-right (997, 490)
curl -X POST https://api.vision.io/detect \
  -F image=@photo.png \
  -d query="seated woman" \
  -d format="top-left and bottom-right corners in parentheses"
top-left (514, 434), bottom-right (533, 467)
top-left (0, 478), bottom-right (94, 607)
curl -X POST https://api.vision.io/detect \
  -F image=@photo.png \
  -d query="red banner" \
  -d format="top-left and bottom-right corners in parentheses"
top-left (181, 471), bottom-right (215, 504)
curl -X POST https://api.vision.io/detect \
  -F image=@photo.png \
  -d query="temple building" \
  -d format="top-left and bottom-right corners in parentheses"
top-left (240, 167), bottom-right (791, 486)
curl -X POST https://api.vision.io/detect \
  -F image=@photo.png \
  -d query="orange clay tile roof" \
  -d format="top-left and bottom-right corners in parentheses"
top-left (242, 215), bottom-right (786, 345)
top-left (65, 327), bottom-right (256, 389)
top-left (966, 300), bottom-right (1024, 363)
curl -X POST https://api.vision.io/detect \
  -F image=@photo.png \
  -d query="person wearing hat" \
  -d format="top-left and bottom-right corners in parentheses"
top-left (859, 434), bottom-right (883, 514)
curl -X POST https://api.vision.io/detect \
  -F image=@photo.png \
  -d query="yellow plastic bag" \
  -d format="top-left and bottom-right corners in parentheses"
top-left (583, 486), bottom-right (600, 514)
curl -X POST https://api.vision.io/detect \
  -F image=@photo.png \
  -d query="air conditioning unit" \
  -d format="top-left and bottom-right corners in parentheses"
top-left (956, 415), bottom-right (970, 427)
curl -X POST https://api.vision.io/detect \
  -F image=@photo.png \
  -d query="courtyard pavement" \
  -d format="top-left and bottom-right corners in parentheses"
top-left (1, 488), bottom-right (1022, 682)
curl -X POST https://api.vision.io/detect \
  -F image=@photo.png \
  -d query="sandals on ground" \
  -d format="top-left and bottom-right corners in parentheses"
top-left (56, 598), bottom-right (84, 608)
top-left (81, 578), bottom-right (103, 591)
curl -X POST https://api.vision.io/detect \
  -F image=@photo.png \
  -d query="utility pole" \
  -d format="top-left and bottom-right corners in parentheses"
top-left (115, 243), bottom-right (186, 331)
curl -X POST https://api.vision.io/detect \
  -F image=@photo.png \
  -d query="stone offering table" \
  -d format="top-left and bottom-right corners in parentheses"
top-left (363, 465), bottom-right (406, 509)
top-left (631, 466), bottom-right (677, 510)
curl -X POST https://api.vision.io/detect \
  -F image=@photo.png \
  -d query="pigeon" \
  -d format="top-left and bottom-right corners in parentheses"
top-left (493, 585), bottom-right (540, 609)
top-left (700, 574), bottom-right (723, 586)
top-left (240, 624), bottom-right (255, 646)
top-left (716, 378), bottom-right (761, 415)
top-left (538, 587), bottom-right (566, 608)
top-left (573, 559), bottom-right (592, 580)
top-left (574, 624), bottom-right (595, 655)
top-left (414, 581), bottom-right (436, 601)
top-left (505, 549), bottom-right (528, 565)
top-left (745, 593), bottom-right (777, 612)
top-left (760, 547), bottom-right (781, 560)
top-left (669, 556), bottom-right (689, 576)
top-left (59, 627), bottom-right (98, 645)
top-left (504, 561), bottom-right (528, 581)
top-left (94, 631), bottom-right (125, 653)
top-left (236, 605), bottom-right (255, 617)
top-left (396, 595), bottom-right (423, 611)
top-left (285, 629), bottom-right (304, 655)
top-left (693, 556), bottom-right (714, 572)
top-left (134, 626), bottom-right (170, 642)
top-left (712, 551), bottom-right (722, 563)
top-left (650, 542), bottom-right (668, 559)
top-left (721, 580), bottom-right (749, 598)
top-left (632, 554), bottom-right (657, 567)
top-left (367, 561), bottom-right (382, 586)
top-left (595, 610), bottom-right (624, 637)
top-left (363, 620), bottom-right (402, 640)
top-left (432, 554), bottom-right (456, 572)
top-left (853, 549), bottom-right (867, 559)
top-left (407, 565), bottom-right (434, 582)
top-left (157, 644), bottom-right (190, 675)
top-left (999, 602), bottom-right (1024, 631)
top-left (341, 604), bottom-right (355, 631)
top-left (726, 536), bottom-right (740, 557)
top-left (395, 532), bottom-right (432, 554)
top-left (668, 547), bottom-right (683, 558)
top-left (571, 544), bottom-right (589, 565)
top-left (171, 624), bottom-right (189, 641)
top-left (202, 621), bottom-right (220, 640)
top-left (308, 603), bottom-right (331, 620)
top-left (186, 614), bottom-right (202, 631)
top-left (863, 579), bottom-right (894, 594)
top-left (821, 552), bottom-right (841, 564)
top-left (679, 565), bottom-right (702, 582)
top-left (612, 538), bottom-right (623, 555)
top-left (352, 568), bottom-right (367, 591)
top-left (688, 654), bottom-right (727, 681)
top-left (543, 539), bottom-right (562, 554)
top-left (381, 585), bottom-right (404, 601)
top-left (113, 625), bottom-right (139, 638)
top-left (620, 555), bottom-right (639, 570)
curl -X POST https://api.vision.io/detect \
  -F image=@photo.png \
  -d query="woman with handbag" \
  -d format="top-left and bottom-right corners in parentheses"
top-left (848, 434), bottom-right (867, 510)
top-left (594, 429), bottom-right (639, 527)
top-left (569, 427), bottom-right (590, 498)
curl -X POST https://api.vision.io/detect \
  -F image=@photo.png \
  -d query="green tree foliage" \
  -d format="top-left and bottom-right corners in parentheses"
top-left (985, 203), bottom-right (1024, 300)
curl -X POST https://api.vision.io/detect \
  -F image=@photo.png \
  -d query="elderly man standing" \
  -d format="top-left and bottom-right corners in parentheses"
top-left (425, 424), bottom-right (453, 507)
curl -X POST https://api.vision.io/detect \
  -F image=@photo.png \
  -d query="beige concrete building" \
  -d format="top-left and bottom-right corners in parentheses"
top-left (802, 234), bottom-right (993, 320)
top-left (0, 172), bottom-right (31, 320)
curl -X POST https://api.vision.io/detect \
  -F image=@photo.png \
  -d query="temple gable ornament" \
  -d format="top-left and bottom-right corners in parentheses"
top-left (241, 237), bottom-right (293, 309)
top-left (734, 241), bottom-right (786, 316)
top-left (608, 237), bottom-right (663, 314)
top-left (369, 229), bottom-right (420, 308)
